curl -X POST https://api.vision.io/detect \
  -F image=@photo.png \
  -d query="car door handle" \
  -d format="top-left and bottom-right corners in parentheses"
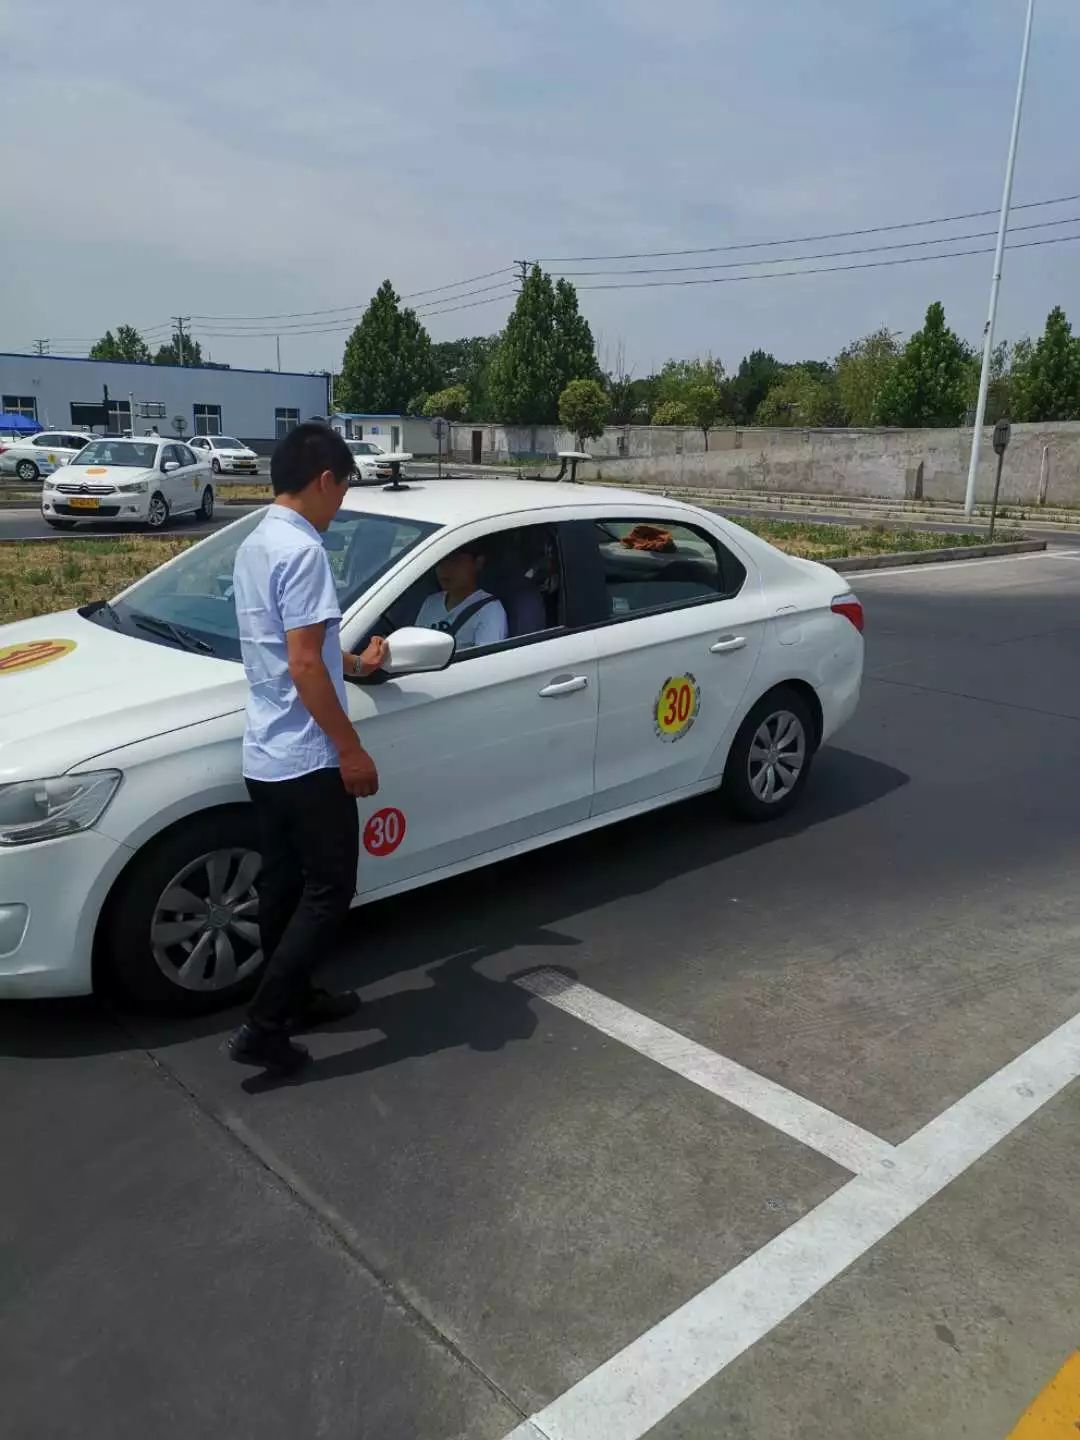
top-left (710, 635), bottom-right (747, 654)
top-left (539, 674), bottom-right (589, 697)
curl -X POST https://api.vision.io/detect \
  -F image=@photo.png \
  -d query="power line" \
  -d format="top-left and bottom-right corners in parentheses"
top-left (549, 213), bottom-right (1080, 278)
top-left (535, 191), bottom-right (1080, 262)
top-left (568, 230), bottom-right (1080, 292)
top-left (188, 267), bottom-right (516, 324)
top-left (193, 289), bottom-right (519, 340)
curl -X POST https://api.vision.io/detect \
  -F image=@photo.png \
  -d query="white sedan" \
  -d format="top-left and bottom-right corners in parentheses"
top-left (0, 480), bottom-right (862, 1011)
top-left (187, 434), bottom-right (260, 475)
top-left (0, 429), bottom-right (94, 481)
top-left (346, 439), bottom-right (380, 484)
top-left (40, 437), bottom-right (215, 530)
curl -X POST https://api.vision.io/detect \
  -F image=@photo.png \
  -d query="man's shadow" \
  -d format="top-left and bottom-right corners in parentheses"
top-left (241, 939), bottom-right (577, 1094)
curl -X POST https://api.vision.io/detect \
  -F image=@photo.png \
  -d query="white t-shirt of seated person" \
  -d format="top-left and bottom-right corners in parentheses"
top-left (415, 588), bottom-right (509, 649)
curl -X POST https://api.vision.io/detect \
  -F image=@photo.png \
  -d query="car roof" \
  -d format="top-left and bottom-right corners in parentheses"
top-left (338, 478), bottom-right (698, 525)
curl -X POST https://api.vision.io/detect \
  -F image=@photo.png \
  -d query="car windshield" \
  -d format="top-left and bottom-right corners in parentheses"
top-left (76, 441), bottom-right (158, 468)
top-left (349, 442), bottom-right (381, 455)
top-left (214, 437), bottom-right (243, 448)
top-left (94, 507), bottom-right (442, 660)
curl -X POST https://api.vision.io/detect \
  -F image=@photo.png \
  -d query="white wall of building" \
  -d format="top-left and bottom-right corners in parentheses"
top-left (0, 353), bottom-right (329, 450)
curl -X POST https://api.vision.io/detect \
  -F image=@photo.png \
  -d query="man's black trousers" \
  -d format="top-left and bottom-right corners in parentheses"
top-left (245, 768), bottom-right (359, 1027)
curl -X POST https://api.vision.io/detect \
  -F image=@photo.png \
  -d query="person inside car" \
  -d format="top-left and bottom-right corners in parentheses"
top-left (414, 542), bottom-right (509, 649)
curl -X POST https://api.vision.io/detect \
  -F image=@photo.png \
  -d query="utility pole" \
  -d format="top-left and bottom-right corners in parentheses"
top-left (33, 339), bottom-right (49, 356)
top-left (276, 334), bottom-right (281, 372)
top-left (172, 316), bottom-right (191, 367)
top-left (514, 259), bottom-right (528, 290)
top-left (964, 0), bottom-right (1035, 516)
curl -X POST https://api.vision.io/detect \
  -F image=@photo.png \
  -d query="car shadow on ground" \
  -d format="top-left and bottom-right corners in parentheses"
top-left (0, 745), bottom-right (908, 1067)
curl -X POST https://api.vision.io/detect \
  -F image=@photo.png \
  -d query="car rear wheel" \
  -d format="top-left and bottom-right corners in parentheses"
top-left (200, 485), bottom-right (214, 519)
top-left (146, 491), bottom-right (169, 529)
top-left (16, 459), bottom-right (38, 481)
top-left (100, 810), bottom-right (265, 1013)
top-left (722, 686), bottom-right (816, 822)
top-left (44, 517), bottom-right (78, 530)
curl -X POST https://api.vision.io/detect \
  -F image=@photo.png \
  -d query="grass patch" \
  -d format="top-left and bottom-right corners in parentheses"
top-left (217, 483), bottom-right (272, 501)
top-left (0, 538), bottom-right (194, 626)
top-left (729, 517), bottom-right (1020, 560)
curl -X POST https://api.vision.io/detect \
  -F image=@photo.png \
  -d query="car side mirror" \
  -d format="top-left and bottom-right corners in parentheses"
top-left (382, 626), bottom-right (454, 676)
top-left (162, 460), bottom-right (180, 473)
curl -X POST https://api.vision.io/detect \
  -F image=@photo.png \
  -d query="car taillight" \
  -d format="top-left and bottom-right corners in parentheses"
top-left (832, 594), bottom-right (864, 632)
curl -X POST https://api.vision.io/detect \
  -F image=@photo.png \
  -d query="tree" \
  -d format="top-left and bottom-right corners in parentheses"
top-left (337, 280), bottom-right (435, 413)
top-left (654, 356), bottom-right (724, 408)
top-left (430, 335), bottom-right (500, 417)
top-left (154, 331), bottom-right (204, 367)
top-left (684, 379), bottom-right (725, 450)
top-left (488, 266), bottom-right (597, 425)
top-left (89, 325), bottom-right (151, 363)
top-left (1008, 307), bottom-right (1080, 421)
top-left (835, 327), bottom-right (901, 426)
top-left (559, 378), bottom-right (609, 448)
top-left (422, 385), bottom-right (469, 421)
top-left (651, 399), bottom-right (694, 425)
top-left (756, 366), bottom-right (844, 427)
top-left (727, 350), bottom-right (784, 423)
top-left (873, 302), bottom-right (971, 426)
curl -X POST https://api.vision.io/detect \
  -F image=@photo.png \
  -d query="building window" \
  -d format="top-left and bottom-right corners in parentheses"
top-left (275, 407), bottom-right (300, 439)
top-left (2, 395), bottom-right (37, 420)
top-left (193, 404), bottom-right (222, 436)
top-left (70, 400), bottom-right (132, 432)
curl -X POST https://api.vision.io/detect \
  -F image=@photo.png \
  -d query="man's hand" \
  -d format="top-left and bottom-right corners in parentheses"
top-left (356, 635), bottom-right (388, 675)
top-left (340, 742), bottom-right (379, 798)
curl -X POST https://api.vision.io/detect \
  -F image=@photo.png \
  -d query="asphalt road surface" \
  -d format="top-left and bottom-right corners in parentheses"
top-left (4, 548), bottom-right (1080, 1440)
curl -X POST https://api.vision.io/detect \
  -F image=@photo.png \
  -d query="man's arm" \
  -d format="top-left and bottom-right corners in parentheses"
top-left (342, 635), bottom-right (388, 678)
top-left (286, 624), bottom-right (378, 797)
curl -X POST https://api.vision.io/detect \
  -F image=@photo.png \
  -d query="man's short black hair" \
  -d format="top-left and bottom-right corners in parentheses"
top-left (271, 422), bottom-right (354, 495)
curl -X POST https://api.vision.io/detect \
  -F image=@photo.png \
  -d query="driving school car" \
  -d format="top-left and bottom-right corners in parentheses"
top-left (0, 480), bottom-right (862, 1012)
top-left (40, 437), bottom-right (215, 530)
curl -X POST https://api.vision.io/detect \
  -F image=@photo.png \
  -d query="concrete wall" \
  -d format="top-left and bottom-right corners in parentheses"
top-left (449, 419), bottom-right (1080, 508)
top-left (0, 353), bottom-right (329, 449)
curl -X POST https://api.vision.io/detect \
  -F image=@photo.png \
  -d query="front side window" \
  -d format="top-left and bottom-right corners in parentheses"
top-left (194, 404), bottom-right (222, 436)
top-left (2, 395), bottom-right (37, 419)
top-left (590, 518), bottom-right (745, 619)
top-left (275, 407), bottom-right (299, 439)
top-left (93, 509), bottom-right (442, 660)
top-left (214, 435), bottom-right (243, 449)
top-left (74, 440), bottom-right (158, 468)
top-left (33, 433), bottom-right (62, 447)
top-left (178, 445), bottom-right (197, 467)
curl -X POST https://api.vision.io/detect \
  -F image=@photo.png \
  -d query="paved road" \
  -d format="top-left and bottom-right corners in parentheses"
top-left (3, 549), bottom-right (1080, 1439)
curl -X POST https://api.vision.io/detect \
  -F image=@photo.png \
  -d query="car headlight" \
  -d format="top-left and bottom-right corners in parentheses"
top-left (117, 480), bottom-right (148, 494)
top-left (0, 771), bottom-right (122, 846)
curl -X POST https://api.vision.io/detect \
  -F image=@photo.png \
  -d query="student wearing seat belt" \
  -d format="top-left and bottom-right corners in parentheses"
top-left (415, 542), bottom-right (509, 649)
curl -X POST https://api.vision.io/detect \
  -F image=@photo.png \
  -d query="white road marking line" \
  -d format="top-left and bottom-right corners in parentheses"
top-left (848, 549), bottom-right (1080, 580)
top-left (518, 970), bottom-right (895, 1174)
top-left (505, 1007), bottom-right (1080, 1440)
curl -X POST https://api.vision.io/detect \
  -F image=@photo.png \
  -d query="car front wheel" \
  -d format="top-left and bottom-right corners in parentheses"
top-left (16, 459), bottom-right (39, 481)
top-left (100, 810), bottom-right (265, 1012)
top-left (722, 686), bottom-right (816, 822)
top-left (146, 492), bottom-right (169, 529)
top-left (200, 485), bottom-right (215, 519)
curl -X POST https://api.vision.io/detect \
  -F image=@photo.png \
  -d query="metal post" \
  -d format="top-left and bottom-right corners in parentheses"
top-left (964, 0), bottom-right (1035, 515)
top-left (988, 450), bottom-right (1006, 541)
top-left (1038, 444), bottom-right (1049, 505)
top-left (276, 335), bottom-right (281, 372)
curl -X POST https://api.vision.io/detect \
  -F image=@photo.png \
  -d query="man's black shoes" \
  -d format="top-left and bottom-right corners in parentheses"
top-left (290, 987), bottom-right (361, 1032)
top-left (228, 1022), bottom-right (310, 1076)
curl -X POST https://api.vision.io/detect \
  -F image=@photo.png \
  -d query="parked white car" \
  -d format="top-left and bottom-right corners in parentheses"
top-left (346, 439), bottom-right (381, 484)
top-left (0, 430), bottom-right (94, 481)
top-left (40, 437), bottom-right (215, 530)
top-left (187, 435), bottom-right (259, 475)
top-left (0, 480), bottom-right (862, 1010)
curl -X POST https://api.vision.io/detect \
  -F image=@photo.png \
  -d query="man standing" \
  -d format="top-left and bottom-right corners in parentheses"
top-left (228, 423), bottom-right (385, 1076)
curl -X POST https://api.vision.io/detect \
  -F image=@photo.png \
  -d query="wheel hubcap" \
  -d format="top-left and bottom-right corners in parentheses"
top-left (148, 498), bottom-right (166, 526)
top-left (748, 709), bottom-right (806, 803)
top-left (151, 847), bottom-right (263, 991)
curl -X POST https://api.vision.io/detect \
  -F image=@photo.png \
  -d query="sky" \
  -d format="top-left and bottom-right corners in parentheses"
top-left (3, 0), bottom-right (1078, 380)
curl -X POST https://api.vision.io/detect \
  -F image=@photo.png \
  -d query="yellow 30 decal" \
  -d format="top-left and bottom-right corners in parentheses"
top-left (0, 638), bottom-right (77, 675)
top-left (654, 673), bottom-right (700, 742)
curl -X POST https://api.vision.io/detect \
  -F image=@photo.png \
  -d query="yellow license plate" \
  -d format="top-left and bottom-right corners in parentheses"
top-left (68, 497), bottom-right (100, 510)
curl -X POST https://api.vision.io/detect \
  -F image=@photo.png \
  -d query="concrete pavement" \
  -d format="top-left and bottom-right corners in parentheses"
top-left (3, 549), bottom-right (1080, 1439)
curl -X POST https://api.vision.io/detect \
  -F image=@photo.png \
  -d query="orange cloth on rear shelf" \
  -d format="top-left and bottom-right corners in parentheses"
top-left (620, 523), bottom-right (676, 553)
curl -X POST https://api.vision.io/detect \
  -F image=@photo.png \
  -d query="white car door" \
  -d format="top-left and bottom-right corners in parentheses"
top-left (158, 444), bottom-right (191, 511)
top-left (176, 443), bottom-right (204, 511)
top-left (579, 513), bottom-right (768, 816)
top-left (341, 519), bottom-right (598, 896)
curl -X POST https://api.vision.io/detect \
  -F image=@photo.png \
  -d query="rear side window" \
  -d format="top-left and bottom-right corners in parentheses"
top-left (590, 519), bottom-right (745, 619)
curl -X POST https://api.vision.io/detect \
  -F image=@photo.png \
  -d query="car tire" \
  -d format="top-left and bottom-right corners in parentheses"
top-left (146, 491), bottom-right (169, 529)
top-left (199, 485), bottom-right (215, 520)
top-left (44, 517), bottom-right (77, 530)
top-left (100, 809), bottom-right (265, 1014)
top-left (211, 458), bottom-right (221, 474)
top-left (16, 459), bottom-right (39, 481)
top-left (721, 686), bottom-right (817, 822)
